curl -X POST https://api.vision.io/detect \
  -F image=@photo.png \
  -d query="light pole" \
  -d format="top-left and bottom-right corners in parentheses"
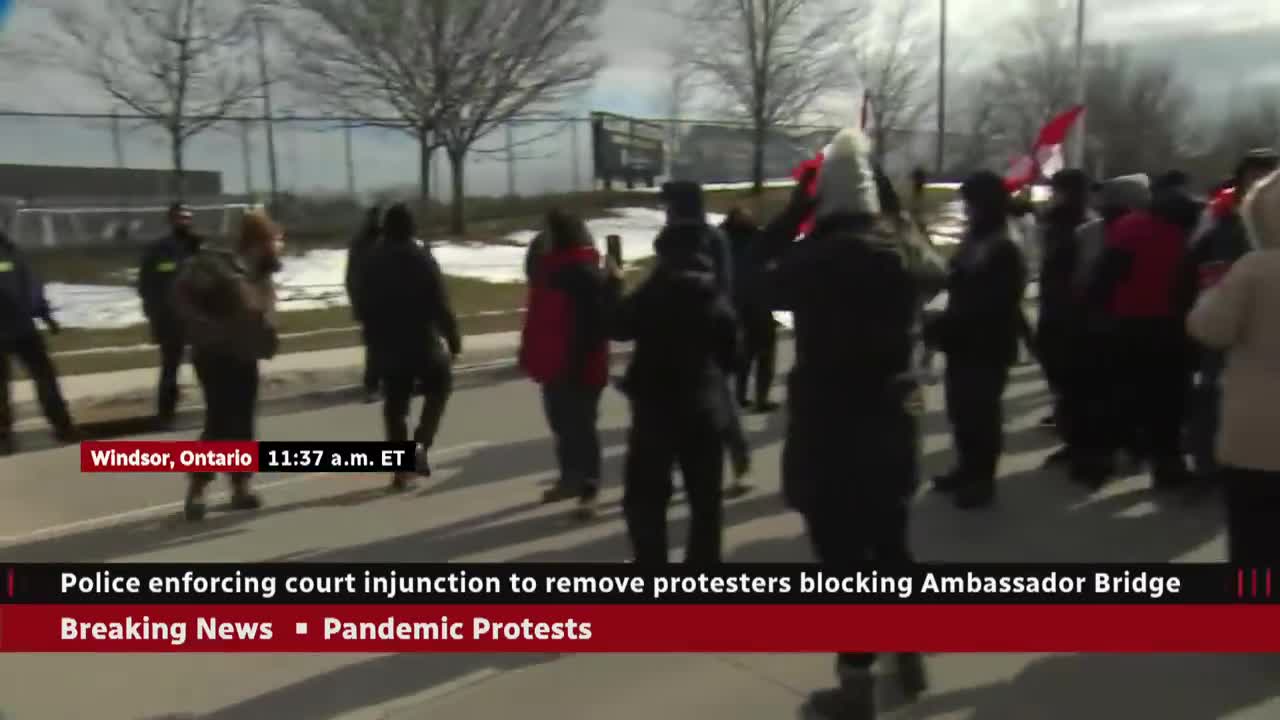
top-left (935, 0), bottom-right (948, 174)
top-left (1072, 0), bottom-right (1087, 170)
top-left (254, 16), bottom-right (280, 213)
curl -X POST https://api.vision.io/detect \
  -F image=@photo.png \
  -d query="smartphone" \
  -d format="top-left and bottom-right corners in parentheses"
top-left (606, 234), bottom-right (623, 266)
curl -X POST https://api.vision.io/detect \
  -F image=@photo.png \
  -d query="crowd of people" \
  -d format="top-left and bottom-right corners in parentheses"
top-left (3, 121), bottom-right (1280, 718)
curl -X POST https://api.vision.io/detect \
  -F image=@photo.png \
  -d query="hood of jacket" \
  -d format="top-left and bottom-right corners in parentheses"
top-left (1099, 174), bottom-right (1151, 213)
top-left (1242, 169), bottom-right (1280, 250)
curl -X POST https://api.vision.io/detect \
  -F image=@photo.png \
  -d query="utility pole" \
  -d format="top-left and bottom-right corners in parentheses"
top-left (343, 123), bottom-right (356, 198)
top-left (255, 16), bottom-right (280, 213)
top-left (935, 0), bottom-right (948, 174)
top-left (1072, 0), bottom-right (1088, 170)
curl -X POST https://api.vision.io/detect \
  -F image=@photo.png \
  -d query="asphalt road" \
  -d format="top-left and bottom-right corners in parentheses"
top-left (0, 344), bottom-right (1276, 720)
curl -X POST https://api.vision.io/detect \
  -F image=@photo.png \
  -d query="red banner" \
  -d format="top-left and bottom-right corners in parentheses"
top-left (81, 441), bottom-right (258, 473)
top-left (4, 605), bottom-right (1280, 652)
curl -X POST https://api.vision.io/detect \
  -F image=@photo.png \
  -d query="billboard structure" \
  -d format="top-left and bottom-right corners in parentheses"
top-left (670, 124), bottom-right (832, 185)
top-left (591, 112), bottom-right (666, 190)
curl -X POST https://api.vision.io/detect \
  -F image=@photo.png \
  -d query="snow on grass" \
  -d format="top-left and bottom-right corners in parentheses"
top-left (47, 182), bottom-right (1045, 331)
top-left (45, 207), bottom-right (726, 329)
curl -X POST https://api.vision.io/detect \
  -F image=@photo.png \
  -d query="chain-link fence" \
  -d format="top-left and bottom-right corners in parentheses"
top-left (0, 110), bottom-right (955, 250)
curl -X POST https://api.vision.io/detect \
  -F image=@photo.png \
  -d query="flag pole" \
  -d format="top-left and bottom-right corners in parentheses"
top-left (1072, 0), bottom-right (1087, 170)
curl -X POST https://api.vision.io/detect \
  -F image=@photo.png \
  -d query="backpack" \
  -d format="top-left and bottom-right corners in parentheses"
top-left (175, 249), bottom-right (278, 361)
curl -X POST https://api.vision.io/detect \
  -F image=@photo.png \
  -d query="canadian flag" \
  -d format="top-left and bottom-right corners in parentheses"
top-left (1004, 105), bottom-right (1085, 191)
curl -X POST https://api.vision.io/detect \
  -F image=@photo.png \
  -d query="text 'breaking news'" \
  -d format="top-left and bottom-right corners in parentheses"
top-left (0, 563), bottom-right (1277, 652)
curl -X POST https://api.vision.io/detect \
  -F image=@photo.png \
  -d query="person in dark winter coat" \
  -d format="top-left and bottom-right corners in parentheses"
top-left (756, 128), bottom-right (943, 720)
top-left (929, 171), bottom-right (1027, 509)
top-left (137, 204), bottom-right (203, 426)
top-left (520, 210), bottom-right (613, 520)
top-left (1089, 177), bottom-right (1195, 490)
top-left (722, 206), bottom-right (777, 413)
top-left (173, 210), bottom-right (283, 520)
top-left (611, 215), bottom-right (739, 566)
top-left (0, 231), bottom-right (77, 454)
top-left (361, 204), bottom-right (461, 491)
top-left (1037, 169), bottom-right (1094, 464)
top-left (1151, 170), bottom-right (1205, 236)
top-left (346, 205), bottom-right (382, 402)
top-left (1062, 174), bottom-right (1152, 486)
top-left (658, 182), bottom-right (751, 483)
top-left (1176, 149), bottom-right (1280, 487)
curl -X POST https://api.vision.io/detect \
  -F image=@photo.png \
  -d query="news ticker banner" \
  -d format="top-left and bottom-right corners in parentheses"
top-left (1, 564), bottom-right (1280, 652)
top-left (81, 441), bottom-right (417, 473)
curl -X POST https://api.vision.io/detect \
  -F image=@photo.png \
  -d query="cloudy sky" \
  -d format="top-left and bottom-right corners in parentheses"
top-left (1, 0), bottom-right (1279, 199)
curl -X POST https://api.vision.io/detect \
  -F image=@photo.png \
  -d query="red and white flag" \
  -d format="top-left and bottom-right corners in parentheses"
top-left (1004, 105), bottom-right (1085, 191)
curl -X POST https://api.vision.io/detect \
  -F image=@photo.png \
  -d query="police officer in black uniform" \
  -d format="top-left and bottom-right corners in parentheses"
top-left (138, 204), bottom-right (203, 427)
top-left (0, 230), bottom-right (77, 454)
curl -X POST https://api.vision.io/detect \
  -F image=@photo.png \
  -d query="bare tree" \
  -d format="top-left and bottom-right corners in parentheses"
top-left (281, 0), bottom-right (603, 234)
top-left (274, 0), bottom-right (446, 217)
top-left (21, 0), bottom-right (263, 199)
top-left (663, 52), bottom-right (699, 175)
top-left (670, 0), bottom-right (865, 194)
top-left (854, 0), bottom-right (934, 168)
top-left (1217, 92), bottom-right (1280, 160)
top-left (428, 0), bottom-right (605, 234)
top-left (981, 1), bottom-right (1078, 155)
top-left (978, 3), bottom-right (1195, 179)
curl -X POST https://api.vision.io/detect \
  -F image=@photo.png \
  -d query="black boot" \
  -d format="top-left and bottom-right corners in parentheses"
top-left (228, 474), bottom-right (262, 511)
top-left (185, 473), bottom-right (214, 522)
top-left (932, 472), bottom-right (963, 493)
top-left (800, 664), bottom-right (874, 720)
top-left (953, 480), bottom-right (996, 510)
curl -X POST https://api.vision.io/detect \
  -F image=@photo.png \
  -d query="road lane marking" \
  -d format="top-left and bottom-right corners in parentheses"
top-left (0, 441), bottom-right (490, 546)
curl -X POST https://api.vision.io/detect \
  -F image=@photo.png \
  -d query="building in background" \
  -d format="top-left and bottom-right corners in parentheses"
top-left (0, 164), bottom-right (252, 249)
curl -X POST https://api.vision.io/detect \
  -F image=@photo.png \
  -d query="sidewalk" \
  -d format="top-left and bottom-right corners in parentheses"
top-left (13, 330), bottom-right (525, 424)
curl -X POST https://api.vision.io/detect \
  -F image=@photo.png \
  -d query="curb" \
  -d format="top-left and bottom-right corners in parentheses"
top-left (13, 327), bottom-right (796, 436)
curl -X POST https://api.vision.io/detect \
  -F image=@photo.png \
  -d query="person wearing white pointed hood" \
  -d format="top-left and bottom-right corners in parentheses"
top-left (1188, 168), bottom-right (1280, 563)
top-left (753, 127), bottom-right (940, 720)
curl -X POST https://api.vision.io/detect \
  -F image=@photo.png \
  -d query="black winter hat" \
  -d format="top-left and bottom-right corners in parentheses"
top-left (960, 170), bottom-right (1010, 219)
top-left (1051, 168), bottom-right (1091, 196)
top-left (660, 181), bottom-right (706, 223)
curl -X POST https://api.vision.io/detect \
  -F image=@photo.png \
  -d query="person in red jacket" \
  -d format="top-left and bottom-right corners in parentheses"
top-left (520, 209), bottom-right (616, 520)
top-left (1089, 187), bottom-right (1194, 489)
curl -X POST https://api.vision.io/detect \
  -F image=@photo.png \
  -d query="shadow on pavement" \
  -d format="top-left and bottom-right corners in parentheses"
top-left (138, 652), bottom-right (561, 720)
top-left (0, 409), bottom-right (787, 564)
top-left (897, 653), bottom-right (1280, 720)
top-left (8, 364), bottom-right (529, 456)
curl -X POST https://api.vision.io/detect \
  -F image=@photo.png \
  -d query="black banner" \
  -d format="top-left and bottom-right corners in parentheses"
top-left (257, 442), bottom-right (416, 473)
top-left (3, 564), bottom-right (1277, 605)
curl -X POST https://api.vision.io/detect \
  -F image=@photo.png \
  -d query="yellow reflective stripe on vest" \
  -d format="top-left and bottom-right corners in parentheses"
top-left (0, 261), bottom-right (12, 272)
top-left (156, 261), bottom-right (178, 272)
